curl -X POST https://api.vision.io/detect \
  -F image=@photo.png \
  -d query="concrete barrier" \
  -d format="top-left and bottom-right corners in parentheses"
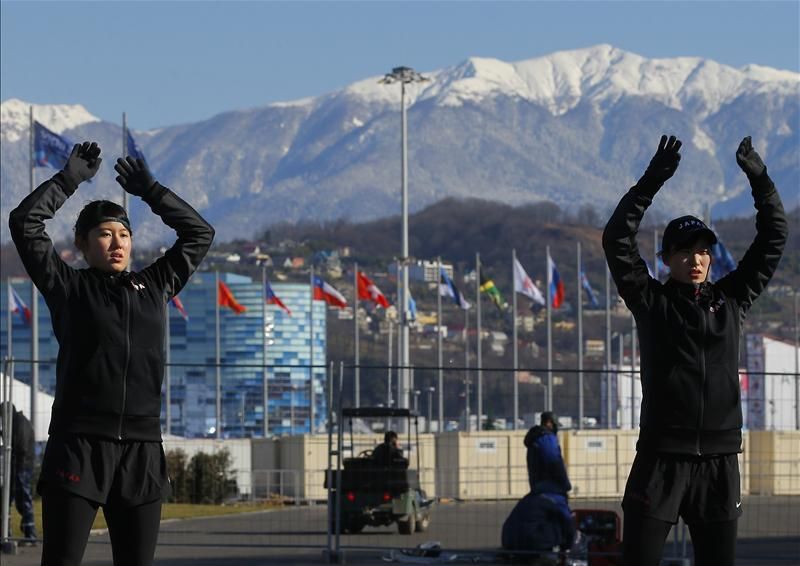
top-left (749, 430), bottom-right (800, 495)
top-left (563, 431), bottom-right (620, 498)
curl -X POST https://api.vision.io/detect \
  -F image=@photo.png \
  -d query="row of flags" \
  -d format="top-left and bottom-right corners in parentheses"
top-left (170, 276), bottom-right (359, 321)
top-left (33, 120), bottom-right (148, 172)
top-left (13, 243), bottom-right (740, 328)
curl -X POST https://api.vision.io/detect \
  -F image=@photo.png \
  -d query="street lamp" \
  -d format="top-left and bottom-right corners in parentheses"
top-left (380, 66), bottom-right (430, 421)
top-left (427, 386), bottom-right (435, 433)
top-left (413, 389), bottom-right (421, 414)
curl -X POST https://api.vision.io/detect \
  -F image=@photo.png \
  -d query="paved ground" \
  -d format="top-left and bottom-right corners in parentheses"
top-left (4, 496), bottom-right (799, 564)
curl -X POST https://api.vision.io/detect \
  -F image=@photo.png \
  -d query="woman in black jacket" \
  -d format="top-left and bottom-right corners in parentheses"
top-left (9, 142), bottom-right (215, 566)
top-left (603, 135), bottom-right (787, 565)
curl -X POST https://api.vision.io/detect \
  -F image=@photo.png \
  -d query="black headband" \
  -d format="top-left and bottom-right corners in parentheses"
top-left (88, 215), bottom-right (132, 233)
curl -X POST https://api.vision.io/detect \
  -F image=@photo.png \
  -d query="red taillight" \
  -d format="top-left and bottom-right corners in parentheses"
top-left (382, 491), bottom-right (392, 502)
top-left (346, 491), bottom-right (356, 502)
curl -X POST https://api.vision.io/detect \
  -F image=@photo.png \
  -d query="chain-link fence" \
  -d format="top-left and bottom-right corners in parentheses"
top-left (2, 358), bottom-right (798, 563)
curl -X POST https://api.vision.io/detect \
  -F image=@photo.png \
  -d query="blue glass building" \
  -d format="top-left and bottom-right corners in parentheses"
top-left (1, 278), bottom-right (58, 393)
top-left (2, 272), bottom-right (327, 438)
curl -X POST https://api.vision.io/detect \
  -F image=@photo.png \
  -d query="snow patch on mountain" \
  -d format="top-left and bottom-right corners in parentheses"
top-left (342, 44), bottom-right (800, 117)
top-left (1, 98), bottom-right (101, 142)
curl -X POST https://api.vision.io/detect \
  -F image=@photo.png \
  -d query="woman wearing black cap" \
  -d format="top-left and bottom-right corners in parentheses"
top-left (9, 142), bottom-right (214, 566)
top-left (602, 135), bottom-right (787, 565)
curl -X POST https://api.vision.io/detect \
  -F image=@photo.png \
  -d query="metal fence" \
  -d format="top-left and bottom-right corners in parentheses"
top-left (2, 358), bottom-right (799, 563)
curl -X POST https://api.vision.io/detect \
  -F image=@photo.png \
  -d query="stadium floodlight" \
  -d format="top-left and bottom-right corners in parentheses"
top-left (379, 66), bottom-right (430, 422)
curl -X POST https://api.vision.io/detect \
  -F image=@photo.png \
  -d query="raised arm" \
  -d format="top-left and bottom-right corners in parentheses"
top-left (716, 137), bottom-right (788, 313)
top-left (603, 135), bottom-right (682, 309)
top-left (115, 157), bottom-right (215, 297)
top-left (8, 142), bottom-right (102, 296)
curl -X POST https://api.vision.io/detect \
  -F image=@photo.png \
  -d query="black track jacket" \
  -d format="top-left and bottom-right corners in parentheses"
top-left (9, 173), bottom-right (214, 442)
top-left (602, 172), bottom-right (787, 455)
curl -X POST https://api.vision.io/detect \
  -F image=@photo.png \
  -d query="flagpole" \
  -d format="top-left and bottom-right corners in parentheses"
top-left (396, 260), bottom-right (402, 413)
top-left (577, 242), bottom-right (584, 430)
top-left (546, 247), bottom-right (553, 412)
top-left (387, 318), bottom-right (393, 408)
top-left (464, 307), bottom-right (470, 431)
top-left (6, 281), bottom-right (12, 361)
top-left (354, 263), bottom-right (360, 408)
top-left (618, 332), bottom-right (624, 429)
top-left (215, 269), bottom-right (222, 439)
top-left (654, 228), bottom-right (659, 280)
top-left (476, 252), bottom-right (483, 430)
top-left (165, 302), bottom-right (171, 435)
top-left (437, 257), bottom-right (443, 434)
top-left (122, 112), bottom-right (129, 212)
top-left (310, 265), bottom-right (315, 435)
top-left (605, 264), bottom-right (613, 428)
top-left (631, 314), bottom-right (637, 430)
top-left (512, 249), bottom-right (519, 431)
top-left (263, 268), bottom-right (270, 437)
top-left (29, 106), bottom-right (39, 440)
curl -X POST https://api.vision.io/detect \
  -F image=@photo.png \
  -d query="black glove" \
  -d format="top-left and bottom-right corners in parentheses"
top-left (635, 135), bottom-right (682, 197)
top-left (736, 136), bottom-right (766, 179)
top-left (114, 156), bottom-right (157, 197)
top-left (60, 142), bottom-right (102, 192)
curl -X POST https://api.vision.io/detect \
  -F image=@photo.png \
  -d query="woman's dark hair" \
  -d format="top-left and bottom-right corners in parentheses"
top-left (74, 200), bottom-right (131, 239)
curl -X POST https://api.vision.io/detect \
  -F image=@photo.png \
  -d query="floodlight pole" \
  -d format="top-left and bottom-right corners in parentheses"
top-left (380, 67), bottom-right (430, 423)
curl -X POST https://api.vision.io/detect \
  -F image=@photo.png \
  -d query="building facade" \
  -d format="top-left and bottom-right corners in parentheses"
top-left (2, 273), bottom-right (327, 438)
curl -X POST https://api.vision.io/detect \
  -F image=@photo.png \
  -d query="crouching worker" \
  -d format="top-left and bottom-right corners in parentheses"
top-left (502, 412), bottom-right (575, 555)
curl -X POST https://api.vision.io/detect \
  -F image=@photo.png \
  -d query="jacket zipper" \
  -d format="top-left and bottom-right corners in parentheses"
top-left (696, 301), bottom-right (707, 456)
top-left (118, 287), bottom-right (131, 440)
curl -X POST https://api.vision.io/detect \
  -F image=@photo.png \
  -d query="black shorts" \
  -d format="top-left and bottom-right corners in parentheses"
top-left (622, 452), bottom-right (741, 525)
top-left (38, 434), bottom-right (171, 507)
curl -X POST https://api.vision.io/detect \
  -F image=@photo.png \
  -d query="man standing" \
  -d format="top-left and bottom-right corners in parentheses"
top-left (2, 403), bottom-right (38, 544)
top-left (603, 135), bottom-right (787, 565)
top-left (502, 412), bottom-right (573, 553)
top-left (524, 411), bottom-right (571, 497)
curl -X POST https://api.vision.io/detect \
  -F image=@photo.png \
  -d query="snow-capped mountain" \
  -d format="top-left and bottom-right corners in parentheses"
top-left (1, 98), bottom-right (101, 142)
top-left (2, 45), bottom-right (798, 247)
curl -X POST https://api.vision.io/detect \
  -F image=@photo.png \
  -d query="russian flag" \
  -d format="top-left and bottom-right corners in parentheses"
top-left (8, 285), bottom-right (31, 324)
top-left (547, 253), bottom-right (565, 309)
top-left (313, 276), bottom-right (347, 309)
top-left (265, 278), bottom-right (292, 316)
top-left (170, 295), bottom-right (189, 321)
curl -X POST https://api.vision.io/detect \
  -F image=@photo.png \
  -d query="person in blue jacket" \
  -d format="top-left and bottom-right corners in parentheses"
top-left (524, 412), bottom-right (571, 496)
top-left (502, 412), bottom-right (574, 554)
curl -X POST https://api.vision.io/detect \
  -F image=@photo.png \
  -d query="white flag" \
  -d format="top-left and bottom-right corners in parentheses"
top-left (513, 257), bottom-right (545, 306)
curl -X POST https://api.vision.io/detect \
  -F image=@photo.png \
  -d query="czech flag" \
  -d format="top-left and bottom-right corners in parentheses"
top-left (218, 281), bottom-right (247, 314)
top-left (265, 278), bottom-right (292, 316)
top-left (8, 285), bottom-right (31, 324)
top-left (357, 270), bottom-right (390, 308)
top-left (547, 253), bottom-right (565, 309)
top-left (170, 295), bottom-right (189, 321)
top-left (313, 276), bottom-right (347, 309)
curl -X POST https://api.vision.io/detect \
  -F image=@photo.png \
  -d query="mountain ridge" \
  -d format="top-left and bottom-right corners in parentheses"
top-left (1, 45), bottom-right (797, 247)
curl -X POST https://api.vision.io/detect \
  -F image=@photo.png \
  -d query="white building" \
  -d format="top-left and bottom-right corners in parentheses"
top-left (745, 335), bottom-right (799, 431)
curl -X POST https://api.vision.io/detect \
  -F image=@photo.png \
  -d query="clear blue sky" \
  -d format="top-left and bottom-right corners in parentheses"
top-left (2, 1), bottom-right (798, 130)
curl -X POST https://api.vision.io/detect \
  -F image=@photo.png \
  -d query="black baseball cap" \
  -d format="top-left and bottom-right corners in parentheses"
top-left (661, 215), bottom-right (717, 256)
